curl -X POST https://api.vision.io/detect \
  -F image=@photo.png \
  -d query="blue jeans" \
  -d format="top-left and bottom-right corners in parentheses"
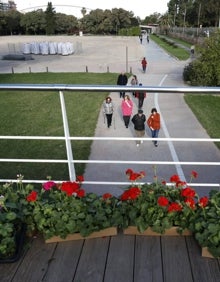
top-left (151, 129), bottom-right (159, 145)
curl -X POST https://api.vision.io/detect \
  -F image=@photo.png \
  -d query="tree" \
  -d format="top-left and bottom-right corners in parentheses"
top-left (45, 2), bottom-right (56, 35)
top-left (55, 13), bottom-right (78, 34)
top-left (183, 30), bottom-right (220, 86)
top-left (20, 10), bottom-right (46, 35)
top-left (4, 10), bottom-right (21, 35)
top-left (81, 7), bottom-right (87, 18)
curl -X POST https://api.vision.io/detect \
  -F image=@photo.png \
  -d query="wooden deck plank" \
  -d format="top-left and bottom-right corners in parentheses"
top-left (1, 234), bottom-right (220, 281)
top-left (43, 239), bottom-right (84, 282)
top-left (186, 236), bottom-right (220, 282)
top-left (134, 236), bottom-right (163, 282)
top-left (0, 253), bottom-right (25, 282)
top-left (104, 233), bottom-right (135, 282)
top-left (11, 236), bottom-right (56, 282)
top-left (161, 237), bottom-right (193, 282)
top-left (73, 237), bottom-right (110, 282)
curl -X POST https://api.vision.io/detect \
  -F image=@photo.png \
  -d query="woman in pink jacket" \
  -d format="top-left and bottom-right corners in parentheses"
top-left (121, 95), bottom-right (133, 128)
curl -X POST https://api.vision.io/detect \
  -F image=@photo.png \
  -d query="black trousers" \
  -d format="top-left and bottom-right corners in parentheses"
top-left (106, 114), bottom-right (113, 127)
top-left (138, 98), bottom-right (144, 109)
top-left (123, 116), bottom-right (130, 127)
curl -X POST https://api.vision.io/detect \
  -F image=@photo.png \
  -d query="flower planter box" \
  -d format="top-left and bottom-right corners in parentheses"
top-left (45, 227), bottom-right (117, 243)
top-left (123, 226), bottom-right (192, 236)
top-left (202, 247), bottom-right (219, 259)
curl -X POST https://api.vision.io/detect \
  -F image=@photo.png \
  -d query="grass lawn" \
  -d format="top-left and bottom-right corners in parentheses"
top-left (150, 34), bottom-right (190, 60)
top-left (184, 94), bottom-right (220, 149)
top-left (0, 73), bottom-right (118, 181)
top-left (0, 73), bottom-right (219, 182)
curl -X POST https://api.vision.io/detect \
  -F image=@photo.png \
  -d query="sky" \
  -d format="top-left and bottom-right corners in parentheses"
top-left (15, 0), bottom-right (169, 19)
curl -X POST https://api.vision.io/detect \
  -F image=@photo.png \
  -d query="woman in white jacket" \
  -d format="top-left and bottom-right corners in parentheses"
top-left (103, 97), bottom-right (114, 128)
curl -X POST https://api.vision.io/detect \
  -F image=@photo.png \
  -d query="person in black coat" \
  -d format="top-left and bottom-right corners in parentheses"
top-left (117, 72), bottom-right (128, 98)
top-left (135, 83), bottom-right (146, 109)
top-left (131, 109), bottom-right (146, 147)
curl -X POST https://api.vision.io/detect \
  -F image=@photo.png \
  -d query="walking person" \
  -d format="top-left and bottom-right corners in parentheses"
top-left (130, 74), bottom-right (138, 96)
top-left (121, 94), bottom-right (133, 128)
top-left (147, 34), bottom-right (149, 43)
top-left (131, 109), bottom-right (146, 147)
top-left (141, 57), bottom-right (147, 73)
top-left (135, 83), bottom-right (146, 109)
top-left (139, 34), bottom-right (143, 44)
top-left (103, 96), bottom-right (114, 128)
top-left (147, 108), bottom-right (161, 147)
top-left (117, 72), bottom-right (128, 98)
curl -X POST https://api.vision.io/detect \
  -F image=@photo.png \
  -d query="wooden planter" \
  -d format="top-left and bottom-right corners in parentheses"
top-left (45, 227), bottom-right (117, 243)
top-left (202, 247), bottom-right (219, 259)
top-left (123, 226), bottom-right (192, 236)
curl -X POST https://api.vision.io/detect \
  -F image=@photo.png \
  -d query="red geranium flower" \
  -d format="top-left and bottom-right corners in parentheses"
top-left (157, 196), bottom-right (169, 207)
top-left (181, 187), bottom-right (196, 198)
top-left (191, 170), bottom-right (198, 179)
top-left (76, 175), bottom-right (84, 182)
top-left (129, 172), bottom-right (140, 181)
top-left (170, 174), bottom-right (180, 183)
top-left (199, 196), bottom-right (209, 208)
top-left (184, 197), bottom-right (196, 209)
top-left (61, 181), bottom-right (80, 196)
top-left (175, 180), bottom-right (186, 187)
top-left (26, 191), bottom-right (37, 202)
top-left (125, 169), bottom-right (133, 176)
top-left (76, 189), bottom-right (85, 198)
top-left (102, 193), bottom-right (113, 200)
top-left (121, 187), bottom-right (141, 201)
top-left (43, 181), bottom-right (56, 191)
top-left (168, 202), bottom-right (182, 212)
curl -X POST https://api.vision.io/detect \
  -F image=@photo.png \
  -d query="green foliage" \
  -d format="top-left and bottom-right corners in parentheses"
top-left (183, 30), bottom-right (220, 86)
top-left (191, 190), bottom-right (220, 258)
top-left (32, 182), bottom-right (121, 239)
top-left (119, 182), bottom-right (197, 233)
top-left (45, 2), bottom-right (56, 35)
top-left (0, 179), bottom-right (35, 258)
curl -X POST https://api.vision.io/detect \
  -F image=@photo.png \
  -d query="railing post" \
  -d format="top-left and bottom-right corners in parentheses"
top-left (59, 91), bottom-right (76, 181)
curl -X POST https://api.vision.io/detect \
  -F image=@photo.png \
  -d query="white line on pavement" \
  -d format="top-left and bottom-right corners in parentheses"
top-left (155, 74), bottom-right (186, 181)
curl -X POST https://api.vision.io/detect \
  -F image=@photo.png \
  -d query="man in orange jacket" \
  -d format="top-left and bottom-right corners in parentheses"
top-left (147, 108), bottom-right (160, 147)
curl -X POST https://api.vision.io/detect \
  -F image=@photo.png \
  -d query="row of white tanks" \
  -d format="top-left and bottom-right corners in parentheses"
top-left (22, 42), bottom-right (74, 55)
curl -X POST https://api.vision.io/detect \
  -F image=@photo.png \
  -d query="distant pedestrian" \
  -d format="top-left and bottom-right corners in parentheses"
top-left (121, 94), bottom-right (133, 128)
top-left (117, 72), bottom-right (128, 98)
top-left (135, 83), bottom-right (146, 109)
top-left (130, 74), bottom-right (138, 96)
top-left (131, 109), bottom-right (146, 147)
top-left (141, 57), bottom-right (147, 73)
top-left (139, 34), bottom-right (143, 44)
top-left (147, 34), bottom-right (149, 43)
top-left (103, 96), bottom-right (114, 128)
top-left (147, 108), bottom-right (161, 147)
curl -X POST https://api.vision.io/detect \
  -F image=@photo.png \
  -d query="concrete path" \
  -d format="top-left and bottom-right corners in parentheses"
top-left (82, 37), bottom-right (220, 197)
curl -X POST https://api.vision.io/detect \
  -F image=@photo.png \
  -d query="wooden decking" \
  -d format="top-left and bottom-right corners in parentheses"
top-left (1, 231), bottom-right (220, 282)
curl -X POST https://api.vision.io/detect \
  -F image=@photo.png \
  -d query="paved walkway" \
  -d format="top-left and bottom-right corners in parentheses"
top-left (83, 37), bottom-right (220, 197)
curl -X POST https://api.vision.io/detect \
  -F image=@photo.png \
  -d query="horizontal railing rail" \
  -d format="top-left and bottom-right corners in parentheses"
top-left (1, 84), bottom-right (220, 94)
top-left (0, 84), bottom-right (220, 189)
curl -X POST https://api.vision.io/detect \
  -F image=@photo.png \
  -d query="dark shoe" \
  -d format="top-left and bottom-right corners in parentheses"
top-left (154, 143), bottom-right (158, 147)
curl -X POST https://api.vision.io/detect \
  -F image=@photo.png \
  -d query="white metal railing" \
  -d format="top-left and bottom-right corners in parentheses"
top-left (0, 84), bottom-right (220, 188)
